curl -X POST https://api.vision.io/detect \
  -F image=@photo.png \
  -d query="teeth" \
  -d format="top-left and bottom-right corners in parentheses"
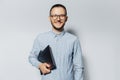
top-left (55, 23), bottom-right (61, 26)
top-left (57, 23), bottom-right (61, 24)
top-left (56, 22), bottom-right (60, 23)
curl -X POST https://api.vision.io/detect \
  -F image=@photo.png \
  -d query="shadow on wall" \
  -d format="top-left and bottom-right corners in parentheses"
top-left (66, 28), bottom-right (78, 36)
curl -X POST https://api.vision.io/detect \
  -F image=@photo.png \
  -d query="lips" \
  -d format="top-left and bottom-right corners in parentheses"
top-left (56, 22), bottom-right (62, 26)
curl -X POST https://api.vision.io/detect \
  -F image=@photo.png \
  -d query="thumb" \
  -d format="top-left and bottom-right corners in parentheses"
top-left (45, 63), bottom-right (51, 68)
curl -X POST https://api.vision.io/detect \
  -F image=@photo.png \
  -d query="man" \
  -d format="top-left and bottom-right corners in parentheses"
top-left (29, 4), bottom-right (84, 80)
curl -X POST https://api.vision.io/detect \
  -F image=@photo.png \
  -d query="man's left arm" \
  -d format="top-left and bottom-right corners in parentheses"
top-left (73, 38), bottom-right (84, 80)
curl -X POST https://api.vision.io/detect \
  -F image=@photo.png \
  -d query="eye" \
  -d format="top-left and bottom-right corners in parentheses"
top-left (50, 14), bottom-right (66, 20)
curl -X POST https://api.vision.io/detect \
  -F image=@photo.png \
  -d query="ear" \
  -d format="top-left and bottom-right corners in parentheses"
top-left (65, 16), bottom-right (68, 22)
top-left (48, 16), bottom-right (51, 21)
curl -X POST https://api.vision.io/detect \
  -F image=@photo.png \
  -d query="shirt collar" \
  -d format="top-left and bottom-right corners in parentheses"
top-left (50, 30), bottom-right (65, 38)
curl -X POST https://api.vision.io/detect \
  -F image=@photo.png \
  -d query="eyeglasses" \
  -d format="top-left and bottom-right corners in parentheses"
top-left (50, 14), bottom-right (66, 20)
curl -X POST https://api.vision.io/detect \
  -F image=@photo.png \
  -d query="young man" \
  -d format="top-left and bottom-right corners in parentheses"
top-left (29, 4), bottom-right (84, 80)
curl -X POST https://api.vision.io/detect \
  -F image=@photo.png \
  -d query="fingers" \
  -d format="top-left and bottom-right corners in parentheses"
top-left (43, 63), bottom-right (51, 75)
top-left (44, 63), bottom-right (51, 68)
top-left (39, 63), bottom-right (51, 75)
top-left (43, 68), bottom-right (51, 75)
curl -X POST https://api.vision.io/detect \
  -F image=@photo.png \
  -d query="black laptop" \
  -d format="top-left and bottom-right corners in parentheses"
top-left (37, 45), bottom-right (56, 70)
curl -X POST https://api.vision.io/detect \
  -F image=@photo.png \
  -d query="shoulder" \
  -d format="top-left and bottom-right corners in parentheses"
top-left (65, 32), bottom-right (78, 41)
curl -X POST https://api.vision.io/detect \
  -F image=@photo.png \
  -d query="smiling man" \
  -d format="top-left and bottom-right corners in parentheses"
top-left (49, 4), bottom-right (67, 33)
top-left (29, 4), bottom-right (84, 80)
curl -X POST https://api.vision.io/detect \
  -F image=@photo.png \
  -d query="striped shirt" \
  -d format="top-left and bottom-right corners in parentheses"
top-left (29, 30), bottom-right (84, 80)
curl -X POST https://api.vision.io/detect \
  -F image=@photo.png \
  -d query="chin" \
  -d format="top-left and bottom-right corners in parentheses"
top-left (53, 25), bottom-right (64, 31)
top-left (54, 25), bottom-right (63, 29)
top-left (55, 26), bottom-right (62, 29)
top-left (51, 22), bottom-right (65, 31)
top-left (54, 24), bottom-right (63, 27)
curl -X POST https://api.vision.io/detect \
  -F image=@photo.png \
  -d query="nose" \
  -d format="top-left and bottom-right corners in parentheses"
top-left (57, 16), bottom-right (60, 20)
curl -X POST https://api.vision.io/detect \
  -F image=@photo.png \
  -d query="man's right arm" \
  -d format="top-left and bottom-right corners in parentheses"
top-left (28, 38), bottom-right (41, 68)
top-left (28, 37), bottom-right (51, 74)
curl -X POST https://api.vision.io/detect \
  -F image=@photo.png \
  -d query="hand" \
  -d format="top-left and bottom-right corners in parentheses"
top-left (39, 63), bottom-right (51, 75)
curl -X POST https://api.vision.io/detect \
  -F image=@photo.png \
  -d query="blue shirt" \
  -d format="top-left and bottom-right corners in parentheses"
top-left (29, 30), bottom-right (84, 80)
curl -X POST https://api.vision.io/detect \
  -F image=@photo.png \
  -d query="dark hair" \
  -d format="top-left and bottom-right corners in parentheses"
top-left (50, 4), bottom-right (67, 16)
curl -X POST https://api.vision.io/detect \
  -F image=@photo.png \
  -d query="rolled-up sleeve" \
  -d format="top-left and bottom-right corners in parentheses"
top-left (73, 38), bottom-right (84, 80)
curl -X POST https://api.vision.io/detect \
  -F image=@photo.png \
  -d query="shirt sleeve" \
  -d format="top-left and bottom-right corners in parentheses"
top-left (28, 37), bottom-right (41, 69)
top-left (73, 38), bottom-right (84, 80)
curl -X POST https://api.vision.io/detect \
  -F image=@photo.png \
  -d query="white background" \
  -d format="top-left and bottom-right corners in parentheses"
top-left (0, 0), bottom-right (119, 80)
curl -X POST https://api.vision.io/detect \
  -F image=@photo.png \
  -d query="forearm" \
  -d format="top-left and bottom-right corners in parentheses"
top-left (28, 52), bottom-right (41, 68)
top-left (73, 38), bottom-right (84, 80)
top-left (74, 65), bottom-right (84, 80)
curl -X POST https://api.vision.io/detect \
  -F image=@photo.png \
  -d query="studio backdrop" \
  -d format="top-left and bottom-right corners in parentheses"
top-left (0, 0), bottom-right (119, 80)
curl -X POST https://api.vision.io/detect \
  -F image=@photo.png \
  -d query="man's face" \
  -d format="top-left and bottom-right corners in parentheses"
top-left (49, 7), bottom-right (67, 31)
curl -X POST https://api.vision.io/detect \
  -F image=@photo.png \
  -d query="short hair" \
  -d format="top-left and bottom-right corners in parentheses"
top-left (49, 4), bottom-right (67, 16)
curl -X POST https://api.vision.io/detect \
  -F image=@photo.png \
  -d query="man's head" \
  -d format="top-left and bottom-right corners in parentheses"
top-left (49, 4), bottom-right (68, 32)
